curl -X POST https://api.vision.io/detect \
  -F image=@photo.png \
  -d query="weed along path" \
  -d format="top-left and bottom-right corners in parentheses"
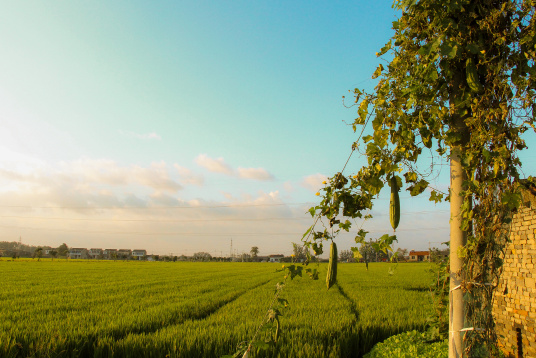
top-left (0, 260), bottom-right (432, 357)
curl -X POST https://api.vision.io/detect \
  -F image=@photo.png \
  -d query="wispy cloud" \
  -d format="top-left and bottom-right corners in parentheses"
top-left (237, 167), bottom-right (274, 181)
top-left (195, 154), bottom-right (233, 175)
top-left (119, 130), bottom-right (162, 140)
top-left (301, 173), bottom-right (327, 192)
top-left (174, 165), bottom-right (204, 186)
top-left (0, 158), bottom-right (183, 199)
top-left (194, 154), bottom-right (274, 181)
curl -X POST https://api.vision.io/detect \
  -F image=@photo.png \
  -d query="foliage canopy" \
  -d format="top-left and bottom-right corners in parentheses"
top-left (305, 0), bottom-right (535, 354)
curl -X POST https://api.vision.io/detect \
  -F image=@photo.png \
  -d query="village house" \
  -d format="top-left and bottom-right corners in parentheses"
top-left (103, 249), bottom-right (117, 259)
top-left (408, 250), bottom-right (430, 262)
top-left (117, 249), bottom-right (132, 259)
top-left (269, 254), bottom-right (285, 263)
top-left (132, 249), bottom-right (147, 259)
top-left (68, 248), bottom-right (88, 259)
top-left (88, 248), bottom-right (103, 259)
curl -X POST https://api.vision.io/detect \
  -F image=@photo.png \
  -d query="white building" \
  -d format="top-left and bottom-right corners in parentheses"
top-left (269, 254), bottom-right (285, 263)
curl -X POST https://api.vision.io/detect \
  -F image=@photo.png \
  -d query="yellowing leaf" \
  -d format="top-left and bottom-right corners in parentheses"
top-left (372, 64), bottom-right (384, 79)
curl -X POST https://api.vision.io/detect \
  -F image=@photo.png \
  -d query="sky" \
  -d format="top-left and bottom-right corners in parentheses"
top-left (1, 1), bottom-right (535, 257)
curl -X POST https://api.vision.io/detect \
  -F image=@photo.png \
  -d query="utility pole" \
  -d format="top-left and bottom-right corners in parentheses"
top-left (449, 116), bottom-right (468, 358)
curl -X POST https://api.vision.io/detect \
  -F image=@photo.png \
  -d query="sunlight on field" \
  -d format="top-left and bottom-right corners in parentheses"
top-left (0, 260), bottom-right (433, 357)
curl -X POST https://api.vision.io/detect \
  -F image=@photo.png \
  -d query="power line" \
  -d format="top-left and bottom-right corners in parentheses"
top-left (0, 209), bottom-right (448, 223)
top-left (0, 215), bottom-right (311, 223)
top-left (0, 224), bottom-right (450, 236)
top-left (0, 202), bottom-right (313, 210)
top-left (0, 224), bottom-right (303, 236)
top-left (0, 194), bottom-right (450, 211)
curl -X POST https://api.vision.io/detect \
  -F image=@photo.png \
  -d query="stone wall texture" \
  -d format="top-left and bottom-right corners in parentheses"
top-left (493, 189), bottom-right (536, 357)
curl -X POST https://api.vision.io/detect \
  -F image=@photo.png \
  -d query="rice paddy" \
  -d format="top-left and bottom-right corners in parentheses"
top-left (0, 259), bottom-right (433, 357)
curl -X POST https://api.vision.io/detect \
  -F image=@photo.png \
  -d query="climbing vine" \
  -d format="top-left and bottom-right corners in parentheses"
top-left (303, 0), bottom-right (536, 355)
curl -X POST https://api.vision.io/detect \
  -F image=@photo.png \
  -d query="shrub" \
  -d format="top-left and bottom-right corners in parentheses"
top-left (364, 330), bottom-right (447, 358)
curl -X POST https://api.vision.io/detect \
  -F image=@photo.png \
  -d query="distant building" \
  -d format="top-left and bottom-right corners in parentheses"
top-left (408, 250), bottom-right (430, 262)
top-left (69, 248), bottom-right (88, 259)
top-left (88, 248), bottom-right (103, 259)
top-left (103, 249), bottom-right (117, 259)
top-left (132, 249), bottom-right (147, 259)
top-left (269, 254), bottom-right (285, 263)
top-left (255, 255), bottom-right (269, 262)
top-left (117, 249), bottom-right (132, 259)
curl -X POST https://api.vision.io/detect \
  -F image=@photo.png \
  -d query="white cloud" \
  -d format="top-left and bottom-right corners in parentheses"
top-left (195, 154), bottom-right (233, 175)
top-left (119, 130), bottom-right (161, 140)
top-left (237, 167), bottom-right (274, 181)
top-left (195, 154), bottom-right (274, 181)
top-left (132, 161), bottom-right (183, 193)
top-left (0, 158), bottom-right (183, 204)
top-left (174, 164), bottom-right (204, 186)
top-left (301, 173), bottom-right (328, 192)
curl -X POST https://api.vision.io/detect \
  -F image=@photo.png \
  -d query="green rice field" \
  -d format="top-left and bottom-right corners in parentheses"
top-left (0, 260), bottom-right (434, 357)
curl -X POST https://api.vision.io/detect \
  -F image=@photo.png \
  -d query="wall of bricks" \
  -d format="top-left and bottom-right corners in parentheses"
top-left (492, 188), bottom-right (536, 357)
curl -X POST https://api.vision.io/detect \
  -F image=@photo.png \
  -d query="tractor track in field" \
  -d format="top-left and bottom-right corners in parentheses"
top-left (105, 278), bottom-right (274, 342)
top-left (10, 278), bottom-right (276, 357)
top-left (181, 278), bottom-right (274, 324)
top-left (336, 283), bottom-right (360, 323)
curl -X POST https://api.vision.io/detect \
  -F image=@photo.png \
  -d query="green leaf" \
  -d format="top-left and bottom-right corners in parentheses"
top-left (358, 99), bottom-right (369, 124)
top-left (372, 63), bottom-right (384, 79)
top-left (440, 42), bottom-right (458, 58)
top-left (408, 179), bottom-right (429, 196)
top-left (362, 135), bottom-right (373, 143)
top-left (429, 190), bottom-right (444, 203)
top-left (404, 171), bottom-right (418, 183)
top-left (338, 220), bottom-right (352, 232)
top-left (466, 43), bottom-right (480, 54)
top-left (302, 225), bottom-right (313, 240)
top-left (355, 229), bottom-right (368, 244)
top-left (351, 247), bottom-right (362, 259)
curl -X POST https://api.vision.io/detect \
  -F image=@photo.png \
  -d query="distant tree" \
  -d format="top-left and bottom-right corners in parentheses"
top-left (291, 242), bottom-right (308, 262)
top-left (153, 255), bottom-right (160, 261)
top-left (240, 253), bottom-right (251, 262)
top-left (12, 252), bottom-right (17, 260)
top-left (430, 247), bottom-right (449, 264)
top-left (192, 252), bottom-right (212, 262)
top-left (34, 247), bottom-right (43, 261)
top-left (250, 246), bottom-right (259, 259)
top-left (49, 250), bottom-right (58, 261)
top-left (395, 248), bottom-right (408, 262)
top-left (358, 241), bottom-right (376, 270)
top-left (178, 255), bottom-right (187, 261)
top-left (339, 250), bottom-right (354, 262)
top-left (57, 243), bottom-right (69, 257)
top-left (173, 256), bottom-right (177, 262)
top-left (111, 252), bottom-right (118, 261)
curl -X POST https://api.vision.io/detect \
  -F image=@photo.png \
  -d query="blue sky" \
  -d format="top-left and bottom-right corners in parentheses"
top-left (1, 1), bottom-right (535, 256)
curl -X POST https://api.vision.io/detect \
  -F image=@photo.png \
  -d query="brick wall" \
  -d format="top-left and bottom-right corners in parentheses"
top-left (492, 188), bottom-right (536, 357)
